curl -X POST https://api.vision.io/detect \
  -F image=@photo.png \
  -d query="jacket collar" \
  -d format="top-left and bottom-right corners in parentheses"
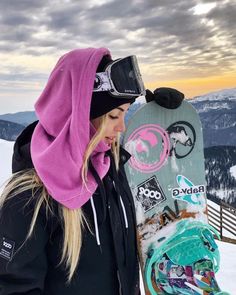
top-left (119, 146), bottom-right (131, 166)
top-left (105, 146), bottom-right (131, 167)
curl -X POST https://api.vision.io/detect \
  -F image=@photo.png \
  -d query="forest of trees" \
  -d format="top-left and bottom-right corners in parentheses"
top-left (204, 146), bottom-right (236, 207)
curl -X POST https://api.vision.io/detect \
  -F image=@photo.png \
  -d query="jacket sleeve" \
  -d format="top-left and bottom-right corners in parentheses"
top-left (0, 191), bottom-right (49, 294)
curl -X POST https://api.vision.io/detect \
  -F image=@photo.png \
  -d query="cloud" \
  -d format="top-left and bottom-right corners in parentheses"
top-left (0, 0), bottom-right (235, 106)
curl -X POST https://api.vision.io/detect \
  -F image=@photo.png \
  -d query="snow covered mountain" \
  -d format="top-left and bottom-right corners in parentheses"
top-left (190, 88), bottom-right (236, 207)
top-left (1, 88), bottom-right (235, 146)
top-left (0, 112), bottom-right (37, 141)
top-left (0, 119), bottom-right (25, 141)
top-left (190, 88), bottom-right (236, 148)
top-left (0, 111), bottom-right (37, 126)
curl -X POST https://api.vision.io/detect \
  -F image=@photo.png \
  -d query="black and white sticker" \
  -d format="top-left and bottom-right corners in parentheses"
top-left (0, 237), bottom-right (15, 261)
top-left (135, 176), bottom-right (166, 213)
top-left (172, 184), bottom-right (205, 197)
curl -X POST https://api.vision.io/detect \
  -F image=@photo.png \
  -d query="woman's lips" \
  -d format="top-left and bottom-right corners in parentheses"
top-left (105, 136), bottom-right (115, 145)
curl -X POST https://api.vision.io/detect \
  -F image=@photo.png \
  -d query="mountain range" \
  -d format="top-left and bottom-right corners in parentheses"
top-left (0, 88), bottom-right (236, 206)
top-left (191, 89), bottom-right (236, 207)
top-left (189, 88), bottom-right (236, 148)
top-left (0, 111), bottom-right (37, 127)
top-left (0, 119), bottom-right (25, 141)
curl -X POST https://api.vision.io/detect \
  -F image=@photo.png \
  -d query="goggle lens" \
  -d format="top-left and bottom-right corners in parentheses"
top-left (93, 55), bottom-right (145, 98)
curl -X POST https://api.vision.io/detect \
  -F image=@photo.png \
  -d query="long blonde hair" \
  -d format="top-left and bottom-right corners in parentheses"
top-left (0, 114), bottom-right (120, 282)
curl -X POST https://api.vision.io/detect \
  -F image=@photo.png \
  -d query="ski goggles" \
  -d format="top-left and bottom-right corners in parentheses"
top-left (93, 55), bottom-right (145, 98)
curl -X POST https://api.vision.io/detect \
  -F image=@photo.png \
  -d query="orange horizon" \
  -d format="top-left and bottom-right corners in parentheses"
top-left (145, 74), bottom-right (236, 98)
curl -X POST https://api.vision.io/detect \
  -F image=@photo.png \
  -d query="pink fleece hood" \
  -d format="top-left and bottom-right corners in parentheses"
top-left (31, 48), bottom-right (111, 209)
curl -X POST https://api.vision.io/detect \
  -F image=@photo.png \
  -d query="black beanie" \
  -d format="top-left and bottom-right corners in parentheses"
top-left (90, 55), bottom-right (136, 119)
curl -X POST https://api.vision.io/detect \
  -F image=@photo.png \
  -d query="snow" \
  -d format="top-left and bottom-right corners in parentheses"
top-left (0, 139), bottom-right (14, 188)
top-left (135, 95), bottom-right (146, 104)
top-left (0, 139), bottom-right (235, 294)
top-left (191, 87), bottom-right (236, 102)
top-left (209, 188), bottom-right (235, 201)
top-left (230, 165), bottom-right (236, 179)
top-left (195, 102), bottom-right (231, 113)
top-left (215, 240), bottom-right (236, 294)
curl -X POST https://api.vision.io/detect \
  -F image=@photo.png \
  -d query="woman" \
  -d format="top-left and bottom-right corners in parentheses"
top-left (0, 48), bottom-right (145, 294)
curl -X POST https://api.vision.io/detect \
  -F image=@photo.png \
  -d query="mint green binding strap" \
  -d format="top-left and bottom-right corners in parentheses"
top-left (145, 219), bottom-right (221, 295)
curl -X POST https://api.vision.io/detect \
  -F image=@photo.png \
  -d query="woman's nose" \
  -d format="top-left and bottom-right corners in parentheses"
top-left (115, 119), bottom-right (126, 133)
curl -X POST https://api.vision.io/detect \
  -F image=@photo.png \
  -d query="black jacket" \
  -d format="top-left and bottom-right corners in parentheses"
top-left (0, 122), bottom-right (139, 295)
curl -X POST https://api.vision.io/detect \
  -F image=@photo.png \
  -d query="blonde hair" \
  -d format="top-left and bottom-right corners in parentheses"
top-left (82, 114), bottom-right (120, 183)
top-left (0, 114), bottom-right (120, 282)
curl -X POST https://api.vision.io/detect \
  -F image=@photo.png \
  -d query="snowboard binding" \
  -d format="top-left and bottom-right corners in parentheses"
top-left (145, 219), bottom-right (230, 294)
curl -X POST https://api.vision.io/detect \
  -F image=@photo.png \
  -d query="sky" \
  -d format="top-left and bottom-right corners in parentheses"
top-left (0, 0), bottom-right (236, 114)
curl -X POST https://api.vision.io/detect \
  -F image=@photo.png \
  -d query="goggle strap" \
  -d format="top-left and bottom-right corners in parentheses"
top-left (93, 72), bottom-right (112, 92)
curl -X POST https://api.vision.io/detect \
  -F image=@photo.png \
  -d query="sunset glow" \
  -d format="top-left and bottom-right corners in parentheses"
top-left (146, 74), bottom-right (236, 98)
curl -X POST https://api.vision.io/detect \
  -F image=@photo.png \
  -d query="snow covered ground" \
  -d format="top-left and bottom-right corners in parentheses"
top-left (216, 240), bottom-right (236, 293)
top-left (0, 139), bottom-right (14, 189)
top-left (0, 139), bottom-right (235, 294)
top-left (230, 165), bottom-right (236, 179)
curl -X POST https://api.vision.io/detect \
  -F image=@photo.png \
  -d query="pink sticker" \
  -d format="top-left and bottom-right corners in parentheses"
top-left (126, 124), bottom-right (170, 173)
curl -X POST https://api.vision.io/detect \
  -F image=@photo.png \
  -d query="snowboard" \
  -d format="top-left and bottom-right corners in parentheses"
top-left (123, 100), bottom-right (226, 295)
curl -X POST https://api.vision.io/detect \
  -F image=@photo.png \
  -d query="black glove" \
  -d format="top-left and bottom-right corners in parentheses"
top-left (145, 87), bottom-right (185, 109)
